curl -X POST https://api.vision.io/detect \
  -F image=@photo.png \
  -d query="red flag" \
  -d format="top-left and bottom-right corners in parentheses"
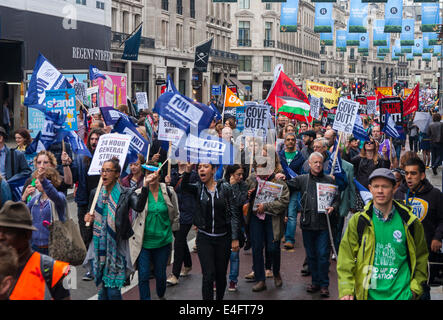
top-left (266, 71), bottom-right (309, 108)
top-left (375, 90), bottom-right (386, 105)
top-left (403, 83), bottom-right (419, 116)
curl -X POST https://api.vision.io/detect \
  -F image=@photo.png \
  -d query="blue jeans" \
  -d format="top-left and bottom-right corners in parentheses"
top-left (138, 244), bottom-right (171, 300)
top-left (229, 250), bottom-right (239, 283)
top-left (394, 144), bottom-right (402, 161)
top-left (250, 214), bottom-right (281, 282)
top-left (98, 286), bottom-right (122, 300)
top-left (302, 229), bottom-right (330, 288)
top-left (284, 192), bottom-right (300, 244)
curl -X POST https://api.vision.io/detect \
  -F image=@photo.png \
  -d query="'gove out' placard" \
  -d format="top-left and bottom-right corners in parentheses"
top-left (332, 98), bottom-right (359, 134)
top-left (243, 104), bottom-right (269, 137)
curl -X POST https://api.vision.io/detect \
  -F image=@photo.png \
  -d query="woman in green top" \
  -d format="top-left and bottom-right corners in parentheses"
top-left (129, 164), bottom-right (179, 300)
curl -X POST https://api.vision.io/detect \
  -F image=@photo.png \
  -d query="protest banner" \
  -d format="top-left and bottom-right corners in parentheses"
top-left (74, 82), bottom-right (88, 105)
top-left (89, 107), bottom-right (100, 115)
top-left (158, 116), bottom-right (185, 143)
top-left (45, 89), bottom-right (78, 131)
top-left (86, 86), bottom-right (99, 108)
top-left (379, 97), bottom-right (403, 130)
top-left (367, 96), bottom-right (377, 115)
top-left (309, 95), bottom-right (321, 119)
top-left (136, 92), bottom-right (149, 110)
top-left (243, 104), bottom-right (269, 137)
top-left (356, 95), bottom-right (367, 114)
top-left (316, 183), bottom-right (338, 213)
top-left (252, 179), bottom-right (284, 220)
top-left (376, 86), bottom-right (393, 96)
top-left (85, 133), bottom-right (132, 226)
top-left (306, 80), bottom-right (340, 110)
top-left (91, 71), bottom-right (127, 108)
top-left (236, 106), bottom-right (246, 132)
top-left (332, 98), bottom-right (359, 134)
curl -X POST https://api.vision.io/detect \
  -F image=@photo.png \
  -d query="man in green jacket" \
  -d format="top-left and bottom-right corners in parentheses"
top-left (337, 168), bottom-right (428, 300)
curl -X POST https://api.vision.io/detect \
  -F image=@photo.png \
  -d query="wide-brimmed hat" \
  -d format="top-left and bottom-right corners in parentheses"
top-left (0, 201), bottom-right (37, 231)
top-left (0, 127), bottom-right (7, 138)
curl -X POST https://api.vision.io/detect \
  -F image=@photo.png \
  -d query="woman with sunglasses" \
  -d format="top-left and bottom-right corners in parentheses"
top-left (84, 157), bottom-right (149, 300)
top-left (350, 139), bottom-right (390, 189)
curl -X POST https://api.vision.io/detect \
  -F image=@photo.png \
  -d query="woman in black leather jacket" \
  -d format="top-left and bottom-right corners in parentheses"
top-left (182, 163), bottom-right (241, 300)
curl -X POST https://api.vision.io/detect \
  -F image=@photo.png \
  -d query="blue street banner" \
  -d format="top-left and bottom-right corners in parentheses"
top-left (394, 39), bottom-right (403, 57)
top-left (384, 0), bottom-right (402, 33)
top-left (44, 89), bottom-right (77, 131)
top-left (24, 53), bottom-right (71, 107)
top-left (400, 19), bottom-right (415, 46)
top-left (122, 25), bottom-right (142, 60)
top-left (433, 46), bottom-right (441, 58)
top-left (413, 38), bottom-right (423, 56)
top-left (423, 34), bottom-right (435, 53)
top-left (421, 3), bottom-right (440, 32)
top-left (314, 3), bottom-right (333, 33)
top-left (211, 85), bottom-right (222, 96)
top-left (89, 65), bottom-right (106, 81)
top-left (358, 33), bottom-right (369, 53)
top-left (153, 92), bottom-right (215, 134)
top-left (406, 53), bottom-right (414, 61)
top-left (401, 46), bottom-right (412, 54)
top-left (346, 24), bottom-right (360, 46)
top-left (425, 32), bottom-right (438, 45)
top-left (377, 47), bottom-right (387, 56)
top-left (422, 53), bottom-right (432, 62)
top-left (280, 0), bottom-right (300, 32)
top-left (373, 20), bottom-right (387, 46)
top-left (336, 29), bottom-right (347, 52)
top-left (320, 32), bottom-right (333, 46)
top-left (349, 0), bottom-right (368, 33)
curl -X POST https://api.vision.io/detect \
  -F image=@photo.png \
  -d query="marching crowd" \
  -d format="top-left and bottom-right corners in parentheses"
top-left (0, 97), bottom-right (443, 301)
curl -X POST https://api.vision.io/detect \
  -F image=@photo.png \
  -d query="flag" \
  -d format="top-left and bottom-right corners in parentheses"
top-left (266, 70), bottom-right (309, 109)
top-left (144, 114), bottom-right (155, 142)
top-left (24, 53), bottom-right (72, 107)
top-left (25, 131), bottom-right (45, 154)
top-left (8, 177), bottom-right (29, 202)
top-left (276, 96), bottom-right (312, 123)
top-left (224, 86), bottom-right (244, 107)
top-left (194, 38), bottom-right (213, 72)
top-left (354, 178), bottom-right (372, 205)
top-left (376, 90), bottom-right (386, 104)
top-left (40, 110), bottom-right (67, 149)
top-left (166, 74), bottom-right (178, 93)
top-left (122, 25), bottom-right (142, 61)
top-left (403, 84), bottom-right (419, 116)
top-left (69, 75), bottom-right (78, 85)
top-left (382, 113), bottom-right (401, 139)
top-left (113, 116), bottom-right (150, 165)
top-left (89, 65), bottom-right (106, 81)
top-left (56, 130), bottom-right (92, 158)
top-left (280, 158), bottom-right (297, 179)
top-left (353, 116), bottom-right (370, 142)
top-left (209, 102), bottom-right (222, 121)
top-left (100, 106), bottom-right (134, 126)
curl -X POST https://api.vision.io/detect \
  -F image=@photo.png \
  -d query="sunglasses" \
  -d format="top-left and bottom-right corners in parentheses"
top-left (365, 141), bottom-right (374, 145)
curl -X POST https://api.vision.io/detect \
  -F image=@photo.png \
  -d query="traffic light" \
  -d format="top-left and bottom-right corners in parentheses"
top-left (352, 84), bottom-right (356, 95)
top-left (357, 83), bottom-right (362, 94)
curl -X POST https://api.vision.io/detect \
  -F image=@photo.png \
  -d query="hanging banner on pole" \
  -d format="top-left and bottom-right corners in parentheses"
top-left (384, 0), bottom-right (403, 33)
top-left (346, 24), bottom-right (360, 46)
top-left (421, 3), bottom-right (440, 32)
top-left (373, 20), bottom-right (387, 46)
top-left (358, 33), bottom-right (369, 53)
top-left (413, 38), bottom-right (423, 56)
top-left (314, 3), bottom-right (333, 33)
top-left (332, 98), bottom-right (359, 134)
top-left (349, 0), bottom-right (368, 33)
top-left (400, 19), bottom-right (415, 46)
top-left (280, 0), bottom-right (300, 32)
top-left (336, 30), bottom-right (347, 52)
top-left (320, 32), bottom-right (333, 46)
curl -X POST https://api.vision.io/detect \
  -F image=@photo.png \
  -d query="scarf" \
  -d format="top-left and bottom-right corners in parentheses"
top-left (93, 183), bottom-right (126, 289)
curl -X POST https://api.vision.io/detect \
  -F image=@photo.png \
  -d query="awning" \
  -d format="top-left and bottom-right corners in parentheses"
top-left (227, 76), bottom-right (249, 95)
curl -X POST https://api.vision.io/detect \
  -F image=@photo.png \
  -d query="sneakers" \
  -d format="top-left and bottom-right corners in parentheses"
top-left (265, 269), bottom-right (273, 278)
top-left (82, 271), bottom-right (94, 281)
top-left (180, 267), bottom-right (192, 277)
top-left (283, 241), bottom-right (294, 249)
top-left (432, 167), bottom-right (438, 175)
top-left (228, 280), bottom-right (238, 292)
top-left (166, 274), bottom-right (179, 286)
top-left (252, 281), bottom-right (267, 292)
top-left (245, 271), bottom-right (255, 282)
top-left (274, 273), bottom-right (283, 288)
top-left (320, 287), bottom-right (330, 298)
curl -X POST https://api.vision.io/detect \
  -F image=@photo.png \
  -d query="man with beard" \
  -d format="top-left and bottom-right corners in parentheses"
top-left (74, 128), bottom-right (105, 281)
top-left (300, 130), bottom-right (316, 161)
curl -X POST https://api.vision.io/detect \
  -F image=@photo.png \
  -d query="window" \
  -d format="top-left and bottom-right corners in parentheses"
top-left (76, 0), bottom-right (86, 5)
top-left (418, 59), bottom-right (421, 69)
top-left (321, 61), bottom-right (326, 74)
top-left (112, 8), bottom-right (117, 31)
top-left (176, 24), bottom-right (183, 50)
top-left (190, 27), bottom-right (195, 48)
top-left (239, 56), bottom-right (252, 72)
top-left (265, 22), bottom-right (272, 41)
top-left (96, 1), bottom-right (104, 9)
top-left (177, 0), bottom-right (183, 15)
top-left (123, 11), bottom-right (130, 34)
top-left (320, 46), bottom-right (325, 54)
top-left (239, 0), bottom-right (250, 9)
top-left (162, 0), bottom-right (169, 11)
top-left (190, 0), bottom-right (195, 18)
top-left (134, 14), bottom-right (141, 30)
top-left (265, 3), bottom-right (271, 10)
top-left (350, 48), bottom-right (355, 60)
top-left (263, 56), bottom-right (272, 72)
top-left (161, 20), bottom-right (169, 47)
top-left (238, 21), bottom-right (250, 46)
top-left (349, 63), bottom-right (355, 73)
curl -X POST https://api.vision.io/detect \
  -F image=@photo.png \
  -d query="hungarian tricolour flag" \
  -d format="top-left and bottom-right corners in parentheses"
top-left (276, 96), bottom-right (312, 123)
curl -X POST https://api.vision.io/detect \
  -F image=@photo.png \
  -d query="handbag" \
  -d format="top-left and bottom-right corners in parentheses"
top-left (48, 200), bottom-right (87, 266)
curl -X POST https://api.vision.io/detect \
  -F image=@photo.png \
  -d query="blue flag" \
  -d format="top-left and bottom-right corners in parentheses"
top-left (153, 92), bottom-right (215, 134)
top-left (89, 65), bottom-right (106, 81)
top-left (382, 113), bottom-right (401, 139)
top-left (25, 131), bottom-right (45, 154)
top-left (100, 106), bottom-right (134, 126)
top-left (280, 158), bottom-right (297, 179)
top-left (122, 26), bottom-right (142, 61)
top-left (209, 102), bottom-right (222, 121)
top-left (113, 116), bottom-right (150, 165)
top-left (40, 111), bottom-right (67, 149)
top-left (56, 130), bottom-right (92, 158)
top-left (166, 74), bottom-right (178, 93)
top-left (353, 116), bottom-right (370, 142)
top-left (354, 178), bottom-right (372, 205)
top-left (24, 53), bottom-right (72, 107)
top-left (8, 176), bottom-right (29, 202)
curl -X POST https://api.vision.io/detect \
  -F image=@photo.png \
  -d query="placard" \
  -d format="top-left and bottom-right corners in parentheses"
top-left (158, 116), bottom-right (185, 143)
top-left (367, 97), bottom-right (377, 115)
top-left (243, 104), bottom-right (269, 137)
top-left (332, 98), bottom-right (359, 134)
top-left (310, 95), bottom-right (321, 119)
top-left (86, 86), bottom-right (99, 108)
top-left (253, 179), bottom-right (284, 220)
top-left (316, 183), bottom-right (338, 213)
top-left (379, 97), bottom-right (403, 130)
top-left (45, 88), bottom-right (78, 131)
top-left (74, 82), bottom-right (88, 105)
top-left (136, 92), bottom-right (149, 110)
top-left (88, 133), bottom-right (132, 175)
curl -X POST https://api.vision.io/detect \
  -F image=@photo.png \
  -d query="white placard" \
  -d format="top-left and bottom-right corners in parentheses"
top-left (88, 133), bottom-right (132, 176)
top-left (243, 105), bottom-right (269, 137)
top-left (316, 183), bottom-right (338, 213)
top-left (89, 107), bottom-right (100, 115)
top-left (367, 99), bottom-right (376, 115)
top-left (310, 96), bottom-right (321, 119)
top-left (253, 179), bottom-right (283, 220)
top-left (332, 98), bottom-right (359, 134)
top-left (158, 116), bottom-right (185, 143)
top-left (136, 92), bottom-right (149, 110)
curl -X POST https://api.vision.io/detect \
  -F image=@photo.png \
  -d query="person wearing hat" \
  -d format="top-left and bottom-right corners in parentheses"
top-left (312, 120), bottom-right (323, 133)
top-left (342, 136), bottom-right (361, 163)
top-left (0, 201), bottom-right (71, 300)
top-left (337, 168), bottom-right (429, 300)
top-left (0, 127), bottom-right (31, 189)
top-left (300, 130), bottom-right (316, 161)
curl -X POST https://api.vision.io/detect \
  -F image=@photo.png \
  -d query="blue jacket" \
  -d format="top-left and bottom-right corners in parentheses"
top-left (0, 179), bottom-right (12, 208)
top-left (4, 147), bottom-right (32, 183)
top-left (278, 148), bottom-right (305, 180)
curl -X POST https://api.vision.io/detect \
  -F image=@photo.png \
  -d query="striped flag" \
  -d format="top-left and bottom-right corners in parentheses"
top-left (382, 112), bottom-right (401, 139)
top-left (276, 96), bottom-right (312, 122)
top-left (354, 178), bottom-right (372, 205)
